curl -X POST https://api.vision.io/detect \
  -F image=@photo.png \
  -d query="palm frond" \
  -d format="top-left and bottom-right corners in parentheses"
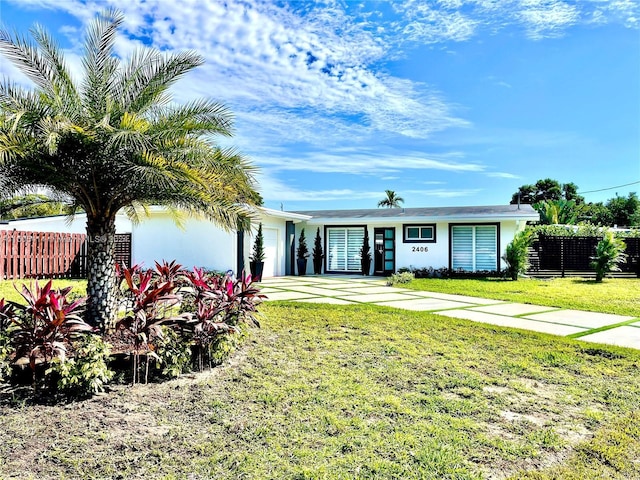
top-left (30, 23), bottom-right (81, 119)
top-left (119, 50), bottom-right (204, 114)
top-left (107, 112), bottom-right (151, 151)
top-left (0, 81), bottom-right (50, 126)
top-left (147, 99), bottom-right (234, 138)
top-left (0, 28), bottom-right (54, 93)
top-left (81, 8), bottom-right (123, 120)
top-left (122, 202), bottom-right (151, 225)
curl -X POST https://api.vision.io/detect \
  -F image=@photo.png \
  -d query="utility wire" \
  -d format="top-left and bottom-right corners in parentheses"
top-left (578, 180), bottom-right (640, 194)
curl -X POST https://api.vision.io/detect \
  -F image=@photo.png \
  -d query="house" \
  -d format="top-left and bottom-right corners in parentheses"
top-left (0, 204), bottom-right (538, 278)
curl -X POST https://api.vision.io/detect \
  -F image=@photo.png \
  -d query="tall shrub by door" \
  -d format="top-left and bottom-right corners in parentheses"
top-left (313, 228), bottom-right (324, 275)
top-left (360, 229), bottom-right (372, 275)
top-left (250, 224), bottom-right (265, 282)
top-left (297, 229), bottom-right (309, 276)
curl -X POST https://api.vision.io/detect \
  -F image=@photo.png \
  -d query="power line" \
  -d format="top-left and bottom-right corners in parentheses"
top-left (579, 180), bottom-right (640, 194)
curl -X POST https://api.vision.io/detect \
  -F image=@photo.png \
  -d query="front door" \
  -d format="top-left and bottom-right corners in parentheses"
top-left (374, 228), bottom-right (395, 275)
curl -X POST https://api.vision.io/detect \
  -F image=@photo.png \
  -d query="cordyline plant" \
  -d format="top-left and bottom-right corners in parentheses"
top-left (182, 269), bottom-right (264, 370)
top-left (115, 263), bottom-right (187, 384)
top-left (10, 280), bottom-right (93, 390)
top-left (0, 9), bottom-right (260, 332)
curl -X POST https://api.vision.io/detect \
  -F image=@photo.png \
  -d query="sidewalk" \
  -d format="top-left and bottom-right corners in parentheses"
top-left (260, 275), bottom-right (640, 351)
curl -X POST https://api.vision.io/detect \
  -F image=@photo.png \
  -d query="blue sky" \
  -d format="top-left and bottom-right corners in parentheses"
top-left (1, 0), bottom-right (639, 211)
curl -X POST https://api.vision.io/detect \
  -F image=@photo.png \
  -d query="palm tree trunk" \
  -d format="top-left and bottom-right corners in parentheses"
top-left (86, 214), bottom-right (118, 332)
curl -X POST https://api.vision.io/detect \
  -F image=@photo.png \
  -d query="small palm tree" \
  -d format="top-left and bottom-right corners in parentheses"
top-left (377, 190), bottom-right (404, 208)
top-left (0, 10), bottom-right (260, 331)
top-left (502, 229), bottom-right (533, 280)
top-left (590, 231), bottom-right (627, 282)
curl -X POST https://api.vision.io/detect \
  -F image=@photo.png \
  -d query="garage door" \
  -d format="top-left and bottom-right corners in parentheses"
top-left (262, 228), bottom-right (279, 278)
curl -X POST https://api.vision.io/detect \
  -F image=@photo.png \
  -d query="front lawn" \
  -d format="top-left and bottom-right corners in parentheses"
top-left (0, 278), bottom-right (86, 303)
top-left (402, 277), bottom-right (640, 317)
top-left (1, 302), bottom-right (639, 479)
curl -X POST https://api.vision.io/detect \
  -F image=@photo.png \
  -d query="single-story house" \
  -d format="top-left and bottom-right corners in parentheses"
top-left (0, 204), bottom-right (538, 277)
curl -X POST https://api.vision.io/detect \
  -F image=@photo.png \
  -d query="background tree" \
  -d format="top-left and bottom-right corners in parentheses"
top-left (0, 10), bottom-right (260, 331)
top-left (605, 193), bottom-right (640, 227)
top-left (0, 194), bottom-right (65, 219)
top-left (579, 202), bottom-right (613, 226)
top-left (533, 199), bottom-right (582, 225)
top-left (510, 178), bottom-right (584, 205)
top-left (377, 190), bottom-right (404, 208)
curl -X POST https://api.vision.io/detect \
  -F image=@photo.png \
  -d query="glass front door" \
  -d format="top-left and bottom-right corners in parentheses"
top-left (374, 228), bottom-right (395, 275)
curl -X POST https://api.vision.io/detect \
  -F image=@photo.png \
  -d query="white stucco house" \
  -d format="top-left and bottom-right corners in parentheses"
top-left (0, 204), bottom-right (538, 277)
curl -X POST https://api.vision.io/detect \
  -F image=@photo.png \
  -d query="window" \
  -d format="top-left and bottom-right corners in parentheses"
top-left (403, 224), bottom-right (436, 243)
top-left (326, 227), bottom-right (365, 272)
top-left (450, 224), bottom-right (498, 271)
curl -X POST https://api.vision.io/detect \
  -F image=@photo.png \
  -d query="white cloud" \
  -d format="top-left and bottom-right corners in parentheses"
top-left (404, 188), bottom-right (482, 198)
top-left (517, 0), bottom-right (580, 39)
top-left (487, 172), bottom-right (520, 178)
top-left (255, 150), bottom-right (484, 175)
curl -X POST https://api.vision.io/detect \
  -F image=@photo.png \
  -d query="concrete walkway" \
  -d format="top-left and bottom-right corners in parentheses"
top-left (260, 275), bottom-right (640, 351)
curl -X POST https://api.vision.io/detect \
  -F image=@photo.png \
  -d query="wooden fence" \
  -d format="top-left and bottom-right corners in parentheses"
top-left (0, 230), bottom-right (131, 280)
top-left (528, 235), bottom-right (640, 277)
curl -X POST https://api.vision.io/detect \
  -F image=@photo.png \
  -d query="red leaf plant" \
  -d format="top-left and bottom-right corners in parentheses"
top-left (9, 280), bottom-right (92, 389)
top-left (182, 269), bottom-right (265, 370)
top-left (115, 264), bottom-right (187, 383)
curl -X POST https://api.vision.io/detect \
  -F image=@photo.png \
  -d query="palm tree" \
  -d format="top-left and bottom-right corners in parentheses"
top-left (0, 10), bottom-right (260, 331)
top-left (377, 190), bottom-right (404, 208)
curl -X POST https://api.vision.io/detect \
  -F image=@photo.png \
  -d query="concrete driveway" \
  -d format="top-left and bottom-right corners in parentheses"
top-left (260, 275), bottom-right (640, 351)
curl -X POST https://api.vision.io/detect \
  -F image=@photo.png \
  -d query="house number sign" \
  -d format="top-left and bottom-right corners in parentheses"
top-left (411, 246), bottom-right (429, 253)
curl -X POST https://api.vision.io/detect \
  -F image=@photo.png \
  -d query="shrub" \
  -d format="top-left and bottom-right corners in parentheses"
top-left (387, 271), bottom-right (415, 286)
top-left (48, 335), bottom-right (114, 396)
top-left (0, 299), bottom-right (15, 382)
top-left (152, 326), bottom-right (192, 378)
top-left (297, 228), bottom-right (309, 260)
top-left (408, 267), bottom-right (502, 279)
top-left (590, 231), bottom-right (627, 282)
top-left (209, 324), bottom-right (248, 367)
top-left (503, 229), bottom-right (533, 280)
top-left (360, 228), bottom-right (372, 275)
top-left (250, 223), bottom-right (266, 263)
top-left (0, 328), bottom-right (11, 383)
top-left (313, 227), bottom-right (324, 274)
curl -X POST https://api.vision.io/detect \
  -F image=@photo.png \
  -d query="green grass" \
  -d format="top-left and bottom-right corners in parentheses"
top-left (402, 277), bottom-right (640, 317)
top-left (0, 278), bottom-right (87, 303)
top-left (1, 302), bottom-right (639, 479)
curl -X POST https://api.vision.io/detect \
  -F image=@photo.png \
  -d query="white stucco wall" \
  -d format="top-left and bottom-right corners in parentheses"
top-left (131, 212), bottom-right (237, 272)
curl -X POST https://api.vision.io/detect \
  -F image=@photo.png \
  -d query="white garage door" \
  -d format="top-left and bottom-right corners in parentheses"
top-left (262, 228), bottom-right (279, 278)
